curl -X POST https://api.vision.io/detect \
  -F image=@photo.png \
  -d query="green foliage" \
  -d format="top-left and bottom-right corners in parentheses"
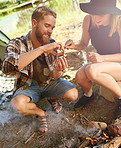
top-left (0, 1), bottom-right (13, 9)
top-left (48, 0), bottom-right (74, 14)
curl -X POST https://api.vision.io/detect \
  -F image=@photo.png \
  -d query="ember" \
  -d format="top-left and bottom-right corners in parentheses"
top-left (102, 132), bottom-right (110, 139)
top-left (86, 137), bottom-right (98, 145)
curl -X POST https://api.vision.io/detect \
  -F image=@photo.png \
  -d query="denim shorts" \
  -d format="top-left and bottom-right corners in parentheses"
top-left (13, 78), bottom-right (75, 103)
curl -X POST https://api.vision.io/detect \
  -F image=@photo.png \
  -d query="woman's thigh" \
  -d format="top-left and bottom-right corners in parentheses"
top-left (88, 62), bottom-right (121, 81)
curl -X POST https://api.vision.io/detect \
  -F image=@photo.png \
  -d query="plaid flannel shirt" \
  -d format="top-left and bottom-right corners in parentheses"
top-left (2, 31), bottom-right (57, 93)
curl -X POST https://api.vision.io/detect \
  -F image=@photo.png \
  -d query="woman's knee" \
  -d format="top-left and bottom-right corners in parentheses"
top-left (85, 64), bottom-right (98, 81)
top-left (75, 68), bottom-right (86, 84)
top-left (11, 95), bottom-right (30, 113)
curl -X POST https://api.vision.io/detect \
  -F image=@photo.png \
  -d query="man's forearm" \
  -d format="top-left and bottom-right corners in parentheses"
top-left (19, 46), bottom-right (44, 70)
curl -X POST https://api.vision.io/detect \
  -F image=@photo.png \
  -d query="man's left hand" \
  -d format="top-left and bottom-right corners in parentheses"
top-left (55, 56), bottom-right (68, 72)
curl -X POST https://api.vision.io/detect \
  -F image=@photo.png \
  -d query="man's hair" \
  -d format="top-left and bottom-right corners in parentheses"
top-left (31, 6), bottom-right (57, 22)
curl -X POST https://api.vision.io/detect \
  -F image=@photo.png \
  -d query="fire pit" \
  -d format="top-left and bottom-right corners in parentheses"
top-left (59, 112), bottom-right (121, 148)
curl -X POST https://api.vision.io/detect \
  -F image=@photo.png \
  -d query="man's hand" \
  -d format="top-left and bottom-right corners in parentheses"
top-left (42, 42), bottom-right (64, 56)
top-left (87, 52), bottom-right (104, 63)
top-left (55, 56), bottom-right (68, 71)
top-left (52, 56), bottom-right (68, 79)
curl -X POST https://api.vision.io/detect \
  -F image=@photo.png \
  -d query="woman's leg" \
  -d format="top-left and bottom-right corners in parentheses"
top-left (85, 62), bottom-right (121, 98)
top-left (74, 65), bottom-right (94, 108)
top-left (75, 64), bottom-right (93, 96)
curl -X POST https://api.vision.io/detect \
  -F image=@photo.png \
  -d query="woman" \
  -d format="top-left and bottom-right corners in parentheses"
top-left (65, 0), bottom-right (121, 118)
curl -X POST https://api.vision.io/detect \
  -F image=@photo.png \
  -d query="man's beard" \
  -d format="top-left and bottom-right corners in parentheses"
top-left (35, 27), bottom-right (51, 45)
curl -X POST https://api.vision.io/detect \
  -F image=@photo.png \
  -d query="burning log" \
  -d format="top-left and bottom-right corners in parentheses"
top-left (79, 138), bottom-right (90, 148)
top-left (79, 128), bottom-right (102, 147)
top-left (100, 137), bottom-right (121, 148)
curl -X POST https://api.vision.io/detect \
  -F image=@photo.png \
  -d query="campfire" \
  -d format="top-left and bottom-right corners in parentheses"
top-left (59, 113), bottom-right (121, 148)
top-left (78, 115), bottom-right (121, 148)
top-left (79, 127), bottom-right (110, 147)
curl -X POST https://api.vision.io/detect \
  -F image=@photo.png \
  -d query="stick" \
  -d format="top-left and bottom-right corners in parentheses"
top-left (25, 132), bottom-right (36, 144)
top-left (16, 129), bottom-right (22, 135)
top-left (11, 140), bottom-right (21, 148)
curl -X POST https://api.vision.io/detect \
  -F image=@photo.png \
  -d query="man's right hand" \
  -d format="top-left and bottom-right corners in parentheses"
top-left (42, 42), bottom-right (64, 56)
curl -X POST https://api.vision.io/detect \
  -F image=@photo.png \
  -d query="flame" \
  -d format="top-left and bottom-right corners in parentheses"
top-left (86, 137), bottom-right (98, 145)
top-left (103, 132), bottom-right (109, 139)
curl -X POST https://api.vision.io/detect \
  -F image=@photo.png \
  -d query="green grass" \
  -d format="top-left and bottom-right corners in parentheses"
top-left (0, 3), bottom-right (18, 16)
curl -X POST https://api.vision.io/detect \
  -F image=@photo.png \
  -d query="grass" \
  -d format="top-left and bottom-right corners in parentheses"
top-left (0, 3), bottom-right (18, 16)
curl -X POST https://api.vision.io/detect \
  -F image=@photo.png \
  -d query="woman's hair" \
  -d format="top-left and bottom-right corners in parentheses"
top-left (91, 14), bottom-right (120, 37)
top-left (109, 15), bottom-right (120, 36)
top-left (31, 6), bottom-right (57, 23)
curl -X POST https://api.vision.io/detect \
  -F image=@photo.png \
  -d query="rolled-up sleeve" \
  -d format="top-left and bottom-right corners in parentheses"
top-left (2, 38), bottom-right (30, 76)
top-left (2, 39), bottom-right (20, 75)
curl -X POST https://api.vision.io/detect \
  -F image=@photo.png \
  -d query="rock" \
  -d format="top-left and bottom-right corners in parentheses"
top-left (99, 81), bottom-right (121, 102)
top-left (87, 121), bottom-right (107, 132)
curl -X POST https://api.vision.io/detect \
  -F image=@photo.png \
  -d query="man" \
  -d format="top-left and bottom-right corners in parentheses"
top-left (2, 6), bottom-right (78, 134)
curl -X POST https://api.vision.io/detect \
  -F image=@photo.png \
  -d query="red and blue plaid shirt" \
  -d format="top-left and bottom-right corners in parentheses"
top-left (2, 31), bottom-right (57, 93)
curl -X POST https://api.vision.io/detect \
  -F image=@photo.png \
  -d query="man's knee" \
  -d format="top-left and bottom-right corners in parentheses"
top-left (11, 95), bottom-right (30, 114)
top-left (63, 88), bottom-right (78, 101)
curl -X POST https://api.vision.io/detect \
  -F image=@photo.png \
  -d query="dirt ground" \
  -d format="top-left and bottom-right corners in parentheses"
top-left (0, 19), bottom-right (120, 148)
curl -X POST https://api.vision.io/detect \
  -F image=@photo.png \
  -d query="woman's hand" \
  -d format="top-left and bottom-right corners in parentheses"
top-left (64, 39), bottom-right (76, 49)
top-left (87, 52), bottom-right (104, 63)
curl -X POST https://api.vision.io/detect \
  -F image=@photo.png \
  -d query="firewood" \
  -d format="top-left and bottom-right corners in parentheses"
top-left (79, 139), bottom-right (90, 148)
top-left (100, 137), bottom-right (121, 148)
top-left (79, 128), bottom-right (101, 147)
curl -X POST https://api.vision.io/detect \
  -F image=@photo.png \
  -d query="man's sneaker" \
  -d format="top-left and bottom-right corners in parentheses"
top-left (114, 98), bottom-right (121, 119)
top-left (74, 93), bottom-right (94, 108)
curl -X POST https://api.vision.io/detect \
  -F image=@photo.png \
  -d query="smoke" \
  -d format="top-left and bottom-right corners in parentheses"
top-left (0, 102), bottom-right (20, 126)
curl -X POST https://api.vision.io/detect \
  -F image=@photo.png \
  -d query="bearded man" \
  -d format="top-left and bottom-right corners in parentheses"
top-left (2, 6), bottom-right (78, 134)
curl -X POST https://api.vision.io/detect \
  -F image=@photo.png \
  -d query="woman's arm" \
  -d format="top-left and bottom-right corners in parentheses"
top-left (88, 52), bottom-right (121, 63)
top-left (64, 15), bottom-right (91, 51)
top-left (87, 18), bottom-right (121, 63)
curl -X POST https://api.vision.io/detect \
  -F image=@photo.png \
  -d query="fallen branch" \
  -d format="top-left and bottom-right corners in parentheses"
top-left (25, 132), bottom-right (36, 144)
